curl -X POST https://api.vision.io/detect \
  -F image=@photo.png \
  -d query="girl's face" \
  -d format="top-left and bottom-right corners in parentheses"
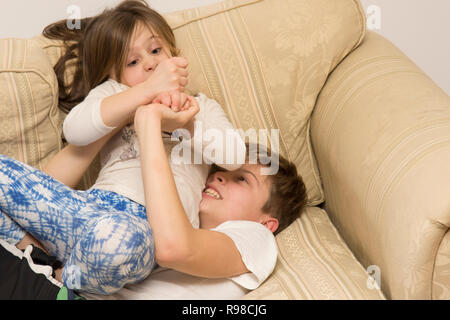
top-left (199, 163), bottom-right (275, 230)
top-left (120, 23), bottom-right (171, 87)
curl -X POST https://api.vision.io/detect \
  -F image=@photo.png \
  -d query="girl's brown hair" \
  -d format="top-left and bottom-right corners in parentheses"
top-left (43, 0), bottom-right (179, 113)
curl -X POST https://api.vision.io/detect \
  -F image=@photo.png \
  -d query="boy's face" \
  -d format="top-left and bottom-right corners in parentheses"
top-left (120, 23), bottom-right (171, 87)
top-left (199, 163), bottom-right (276, 231)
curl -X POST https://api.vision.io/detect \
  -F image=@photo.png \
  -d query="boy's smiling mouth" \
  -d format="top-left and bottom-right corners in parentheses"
top-left (202, 185), bottom-right (222, 199)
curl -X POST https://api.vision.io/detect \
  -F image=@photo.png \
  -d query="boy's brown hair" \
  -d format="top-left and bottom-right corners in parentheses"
top-left (255, 145), bottom-right (308, 236)
top-left (43, 0), bottom-right (179, 113)
top-left (209, 143), bottom-right (308, 235)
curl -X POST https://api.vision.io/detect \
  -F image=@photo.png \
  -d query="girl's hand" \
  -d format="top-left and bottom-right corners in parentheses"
top-left (152, 91), bottom-right (191, 112)
top-left (140, 57), bottom-right (189, 102)
top-left (134, 96), bottom-right (199, 135)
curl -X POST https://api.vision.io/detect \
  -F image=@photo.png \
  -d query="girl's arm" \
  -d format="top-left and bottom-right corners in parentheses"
top-left (43, 128), bottom-right (120, 188)
top-left (63, 82), bottom-right (136, 147)
top-left (99, 84), bottom-right (153, 128)
top-left (193, 94), bottom-right (245, 171)
top-left (101, 57), bottom-right (189, 128)
top-left (135, 102), bottom-right (249, 278)
top-left (64, 57), bottom-right (189, 146)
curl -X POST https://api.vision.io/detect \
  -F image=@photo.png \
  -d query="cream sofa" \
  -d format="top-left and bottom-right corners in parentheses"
top-left (0, 0), bottom-right (448, 300)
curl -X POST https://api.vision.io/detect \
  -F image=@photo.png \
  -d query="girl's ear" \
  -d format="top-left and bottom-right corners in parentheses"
top-left (261, 216), bottom-right (279, 234)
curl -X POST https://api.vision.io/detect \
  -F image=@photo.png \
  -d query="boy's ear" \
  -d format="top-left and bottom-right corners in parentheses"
top-left (261, 215), bottom-right (279, 234)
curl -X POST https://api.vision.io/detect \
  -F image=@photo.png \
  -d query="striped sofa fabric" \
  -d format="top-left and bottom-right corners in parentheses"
top-left (0, 0), bottom-right (391, 300)
top-left (243, 207), bottom-right (385, 299)
top-left (0, 38), bottom-right (62, 170)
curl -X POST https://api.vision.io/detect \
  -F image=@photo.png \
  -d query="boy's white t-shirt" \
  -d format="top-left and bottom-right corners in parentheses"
top-left (63, 79), bottom-right (245, 229)
top-left (83, 220), bottom-right (278, 300)
top-left (63, 80), bottom-right (276, 299)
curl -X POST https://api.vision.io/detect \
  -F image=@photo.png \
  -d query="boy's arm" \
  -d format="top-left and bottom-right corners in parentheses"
top-left (135, 103), bottom-right (249, 278)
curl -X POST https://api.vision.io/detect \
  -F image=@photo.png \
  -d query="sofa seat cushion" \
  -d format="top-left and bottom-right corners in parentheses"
top-left (0, 38), bottom-right (62, 169)
top-left (243, 207), bottom-right (386, 299)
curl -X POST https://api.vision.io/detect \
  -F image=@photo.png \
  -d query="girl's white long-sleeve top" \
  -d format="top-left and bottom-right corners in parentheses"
top-left (63, 79), bottom-right (245, 228)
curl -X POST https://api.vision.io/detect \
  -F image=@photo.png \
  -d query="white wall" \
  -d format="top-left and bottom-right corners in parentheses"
top-left (359, 0), bottom-right (450, 96)
top-left (0, 0), bottom-right (224, 39)
top-left (1, 0), bottom-right (449, 95)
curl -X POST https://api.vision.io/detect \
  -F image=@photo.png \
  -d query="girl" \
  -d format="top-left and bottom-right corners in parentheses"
top-left (0, 0), bottom-right (243, 295)
top-left (57, 0), bottom-right (243, 229)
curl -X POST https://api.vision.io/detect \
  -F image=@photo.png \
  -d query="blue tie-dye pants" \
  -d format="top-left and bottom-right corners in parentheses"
top-left (0, 154), bottom-right (155, 295)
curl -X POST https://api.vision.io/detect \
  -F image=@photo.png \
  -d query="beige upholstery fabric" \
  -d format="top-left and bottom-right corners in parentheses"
top-left (311, 31), bottom-right (450, 299)
top-left (0, 38), bottom-right (62, 169)
top-left (30, 36), bottom-right (100, 190)
top-left (29, 0), bottom-right (367, 202)
top-left (433, 231), bottom-right (450, 299)
top-left (2, 0), bottom-right (445, 300)
top-left (31, 36), bottom-right (65, 70)
top-left (243, 207), bottom-right (385, 299)
top-left (31, 0), bottom-right (367, 204)
top-left (163, 0), bottom-right (367, 206)
top-left (0, 36), bottom-right (99, 189)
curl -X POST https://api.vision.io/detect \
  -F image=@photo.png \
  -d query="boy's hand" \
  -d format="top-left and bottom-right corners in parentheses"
top-left (134, 96), bottom-right (199, 135)
top-left (152, 91), bottom-right (191, 112)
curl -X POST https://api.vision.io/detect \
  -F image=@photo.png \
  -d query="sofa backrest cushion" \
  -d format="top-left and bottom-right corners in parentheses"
top-left (2, 0), bottom-right (366, 203)
top-left (162, 0), bottom-right (366, 205)
top-left (0, 39), bottom-right (62, 170)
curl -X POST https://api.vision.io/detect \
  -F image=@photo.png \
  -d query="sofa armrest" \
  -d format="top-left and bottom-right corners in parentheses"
top-left (310, 31), bottom-right (450, 299)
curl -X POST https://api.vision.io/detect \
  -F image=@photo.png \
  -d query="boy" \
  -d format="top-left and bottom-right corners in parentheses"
top-left (2, 98), bottom-right (307, 298)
